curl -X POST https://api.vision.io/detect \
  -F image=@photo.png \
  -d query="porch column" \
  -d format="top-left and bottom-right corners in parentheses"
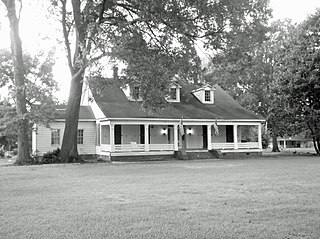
top-left (174, 124), bottom-right (179, 151)
top-left (283, 140), bottom-right (287, 149)
top-left (110, 124), bottom-right (115, 152)
top-left (207, 125), bottom-right (212, 150)
top-left (144, 124), bottom-right (149, 151)
top-left (99, 123), bottom-right (102, 146)
top-left (258, 123), bottom-right (262, 149)
top-left (233, 124), bottom-right (238, 149)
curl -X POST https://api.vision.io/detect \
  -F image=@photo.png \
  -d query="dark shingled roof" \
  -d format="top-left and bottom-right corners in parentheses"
top-left (91, 79), bottom-right (263, 120)
top-left (54, 105), bottom-right (95, 120)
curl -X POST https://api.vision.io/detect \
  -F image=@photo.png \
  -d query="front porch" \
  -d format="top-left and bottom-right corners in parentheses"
top-left (95, 119), bottom-right (263, 158)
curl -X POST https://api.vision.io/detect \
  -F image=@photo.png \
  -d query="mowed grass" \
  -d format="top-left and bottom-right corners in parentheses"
top-left (1, 156), bottom-right (320, 239)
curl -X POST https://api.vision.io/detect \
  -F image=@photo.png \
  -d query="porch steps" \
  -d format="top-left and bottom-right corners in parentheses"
top-left (185, 151), bottom-right (218, 160)
top-left (211, 149), bottom-right (262, 159)
top-left (110, 151), bottom-right (219, 162)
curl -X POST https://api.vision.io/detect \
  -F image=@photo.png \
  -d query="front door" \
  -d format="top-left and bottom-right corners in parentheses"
top-left (226, 125), bottom-right (234, 142)
top-left (140, 125), bottom-right (145, 144)
top-left (167, 125), bottom-right (173, 144)
top-left (202, 125), bottom-right (208, 149)
top-left (115, 125), bottom-right (122, 144)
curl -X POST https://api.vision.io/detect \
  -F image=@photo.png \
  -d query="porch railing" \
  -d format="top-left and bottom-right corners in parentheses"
top-left (100, 143), bottom-right (175, 152)
top-left (114, 144), bottom-right (145, 152)
top-left (149, 144), bottom-right (174, 151)
top-left (212, 142), bottom-right (259, 150)
top-left (238, 142), bottom-right (259, 149)
top-left (100, 144), bottom-right (111, 152)
top-left (212, 143), bottom-right (234, 149)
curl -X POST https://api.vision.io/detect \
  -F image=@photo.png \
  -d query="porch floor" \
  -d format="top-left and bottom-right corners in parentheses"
top-left (110, 151), bottom-right (174, 157)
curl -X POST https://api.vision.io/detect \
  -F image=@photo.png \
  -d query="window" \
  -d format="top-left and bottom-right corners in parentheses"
top-left (77, 129), bottom-right (84, 144)
top-left (204, 90), bottom-right (211, 102)
top-left (132, 86), bottom-right (140, 99)
top-left (51, 129), bottom-right (60, 145)
top-left (170, 88), bottom-right (177, 100)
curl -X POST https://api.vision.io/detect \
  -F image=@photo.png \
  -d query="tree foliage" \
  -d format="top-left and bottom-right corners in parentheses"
top-left (1, 0), bottom-right (31, 163)
top-left (206, 19), bottom-right (295, 152)
top-left (0, 49), bottom-right (58, 141)
top-left (277, 9), bottom-right (320, 154)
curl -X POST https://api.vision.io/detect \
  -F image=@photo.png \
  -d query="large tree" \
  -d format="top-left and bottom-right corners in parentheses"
top-left (278, 9), bottom-right (320, 154)
top-left (0, 49), bottom-right (58, 147)
top-left (52, 0), bottom-right (271, 162)
top-left (206, 19), bottom-right (294, 152)
top-left (1, 0), bottom-right (31, 164)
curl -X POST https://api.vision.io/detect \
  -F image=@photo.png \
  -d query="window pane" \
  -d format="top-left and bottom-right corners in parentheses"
top-left (170, 88), bottom-right (177, 100)
top-left (77, 129), bottom-right (84, 144)
top-left (204, 90), bottom-right (211, 101)
top-left (51, 129), bottom-right (60, 145)
top-left (132, 86), bottom-right (140, 99)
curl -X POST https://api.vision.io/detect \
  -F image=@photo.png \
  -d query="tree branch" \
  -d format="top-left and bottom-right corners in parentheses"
top-left (17, 0), bottom-right (22, 22)
top-left (60, 0), bottom-right (73, 73)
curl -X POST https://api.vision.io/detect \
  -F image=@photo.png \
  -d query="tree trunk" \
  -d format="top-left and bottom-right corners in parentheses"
top-left (59, 0), bottom-right (87, 163)
top-left (312, 136), bottom-right (320, 155)
top-left (3, 0), bottom-right (31, 164)
top-left (59, 72), bottom-right (84, 162)
top-left (272, 132), bottom-right (280, 152)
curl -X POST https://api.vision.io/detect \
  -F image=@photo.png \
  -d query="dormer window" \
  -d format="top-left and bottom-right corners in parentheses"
top-left (121, 83), bottom-right (142, 101)
top-left (167, 83), bottom-right (181, 102)
top-left (170, 88), bottom-right (177, 100)
top-left (204, 90), bottom-right (211, 102)
top-left (192, 84), bottom-right (216, 104)
top-left (132, 86), bottom-right (140, 99)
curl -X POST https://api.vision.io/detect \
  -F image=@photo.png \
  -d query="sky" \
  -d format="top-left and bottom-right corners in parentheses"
top-left (0, 0), bottom-right (320, 102)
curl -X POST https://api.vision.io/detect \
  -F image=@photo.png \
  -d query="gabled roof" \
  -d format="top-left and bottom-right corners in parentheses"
top-left (170, 82), bottom-right (182, 88)
top-left (90, 79), bottom-right (263, 120)
top-left (54, 105), bottom-right (95, 120)
top-left (191, 83), bottom-right (216, 93)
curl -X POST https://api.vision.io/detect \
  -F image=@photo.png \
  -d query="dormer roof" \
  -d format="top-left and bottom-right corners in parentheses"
top-left (191, 83), bottom-right (216, 93)
top-left (191, 83), bottom-right (216, 104)
top-left (170, 82), bottom-right (182, 88)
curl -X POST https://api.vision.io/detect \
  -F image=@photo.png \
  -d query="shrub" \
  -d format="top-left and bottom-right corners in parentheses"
top-left (12, 148), bottom-right (18, 155)
top-left (0, 148), bottom-right (5, 157)
top-left (68, 155), bottom-right (84, 163)
top-left (32, 148), bottom-right (61, 164)
top-left (42, 148), bottom-right (61, 164)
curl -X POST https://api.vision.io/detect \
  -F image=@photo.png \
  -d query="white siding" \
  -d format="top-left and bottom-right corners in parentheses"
top-left (81, 83), bottom-right (106, 119)
top-left (186, 125), bottom-right (203, 149)
top-left (193, 90), bottom-right (203, 103)
top-left (150, 125), bottom-right (169, 144)
top-left (34, 121), bottom-right (96, 155)
top-left (101, 125), bottom-right (110, 144)
top-left (91, 98), bottom-right (106, 119)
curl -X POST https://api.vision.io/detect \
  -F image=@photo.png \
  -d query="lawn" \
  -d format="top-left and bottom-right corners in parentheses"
top-left (1, 156), bottom-right (320, 239)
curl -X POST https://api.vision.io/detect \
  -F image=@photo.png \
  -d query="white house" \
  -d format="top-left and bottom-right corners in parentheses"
top-left (32, 78), bottom-right (265, 160)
